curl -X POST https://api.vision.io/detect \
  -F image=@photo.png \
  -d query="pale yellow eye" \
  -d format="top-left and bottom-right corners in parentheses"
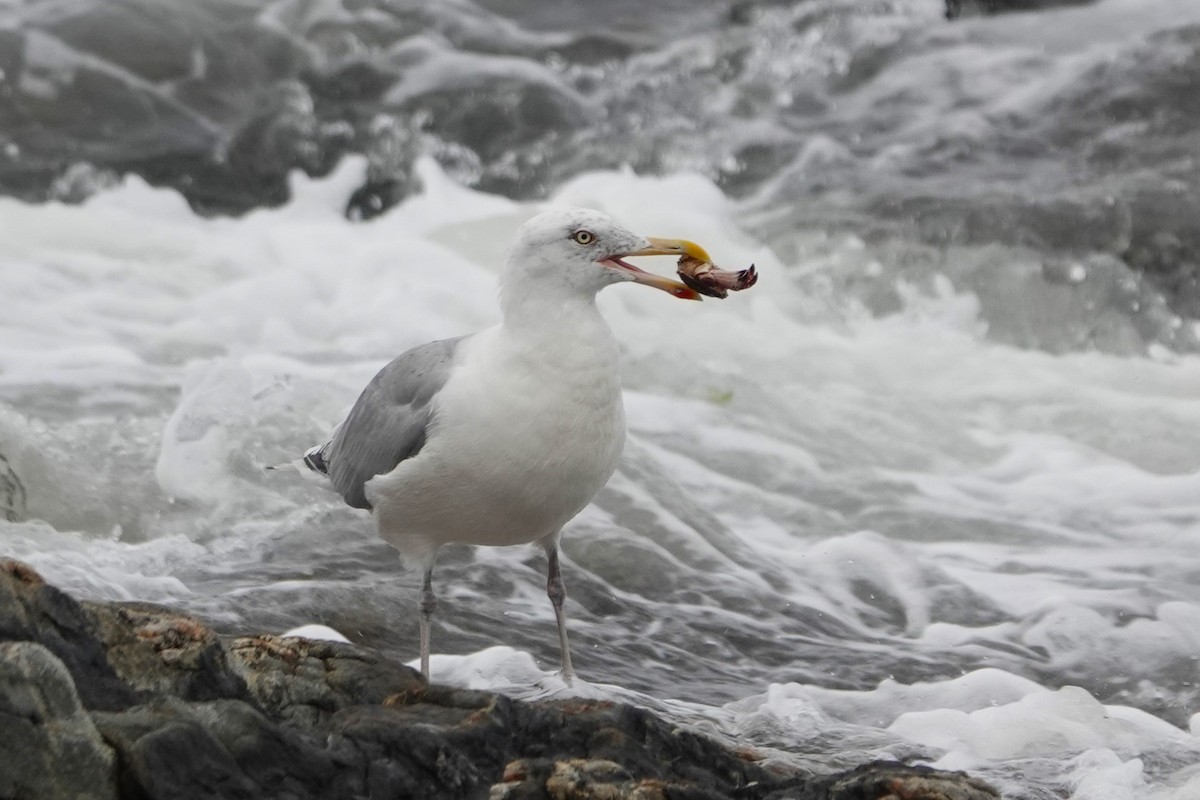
top-left (572, 229), bottom-right (595, 245)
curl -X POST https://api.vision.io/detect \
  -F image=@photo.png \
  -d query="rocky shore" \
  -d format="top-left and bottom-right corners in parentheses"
top-left (944, 0), bottom-right (1097, 19)
top-left (0, 558), bottom-right (1000, 800)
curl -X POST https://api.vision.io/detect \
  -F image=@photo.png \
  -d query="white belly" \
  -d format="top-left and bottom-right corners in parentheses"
top-left (366, 325), bottom-right (626, 557)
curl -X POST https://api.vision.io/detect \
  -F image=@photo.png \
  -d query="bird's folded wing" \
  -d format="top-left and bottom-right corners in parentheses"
top-left (325, 335), bottom-right (466, 510)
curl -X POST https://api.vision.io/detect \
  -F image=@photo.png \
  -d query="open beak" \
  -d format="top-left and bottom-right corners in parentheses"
top-left (599, 237), bottom-right (714, 301)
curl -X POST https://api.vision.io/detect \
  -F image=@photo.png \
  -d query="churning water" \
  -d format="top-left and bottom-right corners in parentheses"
top-left (1, 1), bottom-right (1199, 798)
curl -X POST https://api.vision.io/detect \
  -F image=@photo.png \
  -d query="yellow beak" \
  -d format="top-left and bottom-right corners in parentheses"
top-left (603, 237), bottom-right (713, 301)
top-left (631, 238), bottom-right (714, 263)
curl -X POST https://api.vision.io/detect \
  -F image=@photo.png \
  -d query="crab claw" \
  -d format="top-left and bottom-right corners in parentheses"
top-left (677, 259), bottom-right (758, 299)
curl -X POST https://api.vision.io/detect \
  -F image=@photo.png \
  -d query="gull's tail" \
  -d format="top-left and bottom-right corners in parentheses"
top-left (301, 444), bottom-right (329, 475)
top-left (265, 443), bottom-right (330, 479)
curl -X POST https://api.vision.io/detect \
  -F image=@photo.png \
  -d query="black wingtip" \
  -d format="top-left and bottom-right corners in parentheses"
top-left (303, 447), bottom-right (329, 475)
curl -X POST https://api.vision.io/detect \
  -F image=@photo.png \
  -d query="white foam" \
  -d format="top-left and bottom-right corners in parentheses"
top-left (3, 151), bottom-right (1199, 799)
top-left (707, 669), bottom-right (1200, 798)
top-left (890, 685), bottom-right (1191, 762)
top-left (422, 646), bottom-right (646, 704)
top-left (1, 521), bottom-right (199, 603)
top-left (281, 624), bottom-right (351, 644)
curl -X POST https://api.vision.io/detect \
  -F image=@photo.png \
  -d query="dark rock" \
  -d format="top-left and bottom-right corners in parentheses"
top-left (0, 0), bottom-right (597, 214)
top-left (390, 78), bottom-right (589, 186)
top-left (346, 116), bottom-right (425, 221)
top-left (227, 633), bottom-right (425, 726)
top-left (0, 27), bottom-right (221, 176)
top-left (494, 758), bottom-right (677, 800)
top-left (0, 451), bottom-right (25, 522)
top-left (803, 760), bottom-right (1001, 800)
top-left (346, 176), bottom-right (415, 220)
top-left (540, 34), bottom-right (637, 66)
top-left (84, 601), bottom-right (251, 704)
top-left (1118, 185), bottom-right (1200, 321)
top-left (175, 700), bottom-right (349, 798)
top-left (0, 11), bottom-right (338, 215)
top-left (330, 704), bottom-right (489, 797)
top-left (0, 558), bottom-right (138, 711)
top-left (93, 697), bottom-right (350, 800)
top-left (44, 0), bottom-right (245, 85)
top-left (0, 560), bottom-right (1002, 800)
top-left (306, 60), bottom-right (400, 110)
top-left (945, 0), bottom-right (1097, 19)
top-left (94, 701), bottom-right (262, 800)
top-left (0, 641), bottom-right (118, 800)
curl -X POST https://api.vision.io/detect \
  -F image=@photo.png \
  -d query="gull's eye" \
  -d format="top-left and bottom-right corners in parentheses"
top-left (571, 229), bottom-right (595, 245)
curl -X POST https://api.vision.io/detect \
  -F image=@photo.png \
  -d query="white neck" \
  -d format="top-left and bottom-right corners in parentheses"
top-left (494, 283), bottom-right (620, 391)
top-left (500, 281), bottom-right (605, 333)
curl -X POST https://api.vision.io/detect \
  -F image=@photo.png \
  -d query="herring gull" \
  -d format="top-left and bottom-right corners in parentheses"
top-left (296, 208), bottom-right (712, 682)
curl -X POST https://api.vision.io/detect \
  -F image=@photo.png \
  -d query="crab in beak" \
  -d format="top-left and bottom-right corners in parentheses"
top-left (599, 238), bottom-right (715, 301)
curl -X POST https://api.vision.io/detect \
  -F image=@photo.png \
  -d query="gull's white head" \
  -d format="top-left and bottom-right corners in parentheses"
top-left (501, 208), bottom-right (709, 311)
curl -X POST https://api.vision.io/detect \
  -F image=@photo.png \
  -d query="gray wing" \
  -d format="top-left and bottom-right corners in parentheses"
top-left (318, 336), bottom-right (465, 510)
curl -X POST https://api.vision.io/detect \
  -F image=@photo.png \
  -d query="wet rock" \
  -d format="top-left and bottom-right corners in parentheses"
top-left (93, 701), bottom-right (261, 800)
top-left (945, 0), bottom-right (1097, 19)
top-left (1119, 186), bottom-right (1200, 321)
top-left (494, 758), bottom-right (687, 800)
top-left (0, 641), bottom-right (118, 800)
top-left (388, 78), bottom-right (588, 197)
top-left (0, 558), bottom-right (137, 711)
top-left (809, 760), bottom-right (1001, 800)
top-left (44, 0), bottom-right (238, 84)
top-left (0, 451), bottom-right (25, 522)
top-left (346, 176), bottom-right (416, 220)
top-left (85, 602), bottom-right (250, 704)
top-left (92, 697), bottom-right (347, 800)
top-left (218, 81), bottom-right (351, 203)
top-left (329, 703), bottom-right (489, 797)
top-left (0, 560), bottom-right (1001, 800)
top-left (228, 633), bottom-right (425, 727)
top-left (327, 688), bottom-right (768, 799)
top-left (173, 700), bottom-right (347, 797)
top-left (0, 28), bottom-right (221, 183)
top-left (0, 0), bottom-right (595, 214)
top-left (0, 8), bottom-right (337, 215)
top-left (345, 115), bottom-right (424, 221)
top-left (861, 191), bottom-right (1131, 255)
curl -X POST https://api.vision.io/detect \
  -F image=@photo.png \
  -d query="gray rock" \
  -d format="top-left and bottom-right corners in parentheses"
top-left (0, 559), bottom-right (1001, 800)
top-left (227, 633), bottom-right (425, 727)
top-left (92, 696), bottom-right (357, 800)
top-left (93, 700), bottom-right (261, 800)
top-left (0, 450), bottom-right (25, 522)
top-left (168, 699), bottom-right (350, 797)
top-left (0, 559), bottom-right (137, 711)
top-left (945, 0), bottom-right (1097, 19)
top-left (807, 760), bottom-right (1002, 800)
top-left (0, 641), bottom-right (117, 800)
top-left (85, 601), bottom-right (251, 704)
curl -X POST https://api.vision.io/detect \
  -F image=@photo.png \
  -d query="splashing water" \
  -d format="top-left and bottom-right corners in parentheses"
top-left (2, 158), bottom-right (1197, 798)
top-left (1, 1), bottom-right (1199, 798)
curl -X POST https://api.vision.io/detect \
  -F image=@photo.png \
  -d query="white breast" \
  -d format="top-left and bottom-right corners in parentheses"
top-left (366, 319), bottom-right (626, 557)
